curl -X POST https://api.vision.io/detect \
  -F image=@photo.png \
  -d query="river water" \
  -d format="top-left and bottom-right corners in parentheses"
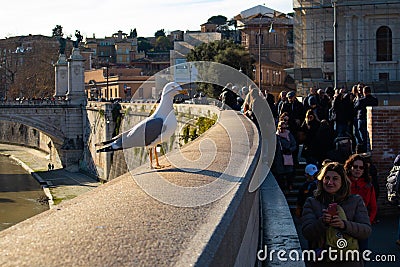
top-left (0, 155), bottom-right (49, 231)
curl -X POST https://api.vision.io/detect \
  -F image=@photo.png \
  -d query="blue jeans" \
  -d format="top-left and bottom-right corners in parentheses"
top-left (354, 118), bottom-right (362, 145)
top-left (357, 119), bottom-right (368, 151)
top-left (335, 122), bottom-right (347, 137)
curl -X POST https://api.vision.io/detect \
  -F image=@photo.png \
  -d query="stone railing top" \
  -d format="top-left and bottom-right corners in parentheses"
top-left (367, 105), bottom-right (400, 110)
top-left (0, 99), bottom-right (72, 106)
top-left (0, 110), bottom-right (260, 266)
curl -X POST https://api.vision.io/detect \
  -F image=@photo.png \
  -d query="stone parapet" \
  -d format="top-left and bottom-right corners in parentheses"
top-left (0, 110), bottom-right (262, 266)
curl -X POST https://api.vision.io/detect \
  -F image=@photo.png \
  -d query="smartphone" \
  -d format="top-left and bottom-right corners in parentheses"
top-left (327, 203), bottom-right (338, 216)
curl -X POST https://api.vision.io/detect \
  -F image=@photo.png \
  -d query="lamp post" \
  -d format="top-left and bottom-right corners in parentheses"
top-left (258, 23), bottom-right (262, 92)
top-left (332, 0), bottom-right (338, 89)
top-left (103, 55), bottom-right (111, 101)
top-left (257, 13), bottom-right (275, 92)
top-left (188, 62), bottom-right (192, 97)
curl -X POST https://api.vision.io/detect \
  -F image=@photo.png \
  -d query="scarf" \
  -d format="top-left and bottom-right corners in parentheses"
top-left (276, 129), bottom-right (290, 141)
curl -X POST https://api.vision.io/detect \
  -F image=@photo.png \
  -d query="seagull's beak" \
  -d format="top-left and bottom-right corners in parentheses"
top-left (177, 89), bottom-right (187, 95)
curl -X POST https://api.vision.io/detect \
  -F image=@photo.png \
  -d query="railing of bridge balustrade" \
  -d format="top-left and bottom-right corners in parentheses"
top-left (0, 99), bottom-right (71, 106)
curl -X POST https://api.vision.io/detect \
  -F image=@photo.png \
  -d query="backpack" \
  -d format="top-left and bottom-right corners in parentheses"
top-left (333, 136), bottom-right (352, 162)
top-left (386, 165), bottom-right (400, 205)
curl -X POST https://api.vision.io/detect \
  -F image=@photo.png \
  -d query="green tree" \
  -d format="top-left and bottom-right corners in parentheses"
top-left (130, 28), bottom-right (137, 38)
top-left (187, 40), bottom-right (254, 98)
top-left (137, 37), bottom-right (153, 53)
top-left (154, 29), bottom-right (166, 37)
top-left (154, 36), bottom-right (173, 51)
top-left (207, 15), bottom-right (227, 26)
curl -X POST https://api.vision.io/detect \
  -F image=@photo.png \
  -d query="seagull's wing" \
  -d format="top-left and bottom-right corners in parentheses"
top-left (96, 117), bottom-right (164, 153)
top-left (125, 117), bottom-right (164, 147)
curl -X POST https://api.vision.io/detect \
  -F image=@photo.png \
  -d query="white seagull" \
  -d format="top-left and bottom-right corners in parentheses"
top-left (96, 82), bottom-right (185, 169)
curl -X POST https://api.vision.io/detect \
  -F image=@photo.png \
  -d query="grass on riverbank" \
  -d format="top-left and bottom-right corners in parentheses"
top-left (51, 194), bottom-right (78, 205)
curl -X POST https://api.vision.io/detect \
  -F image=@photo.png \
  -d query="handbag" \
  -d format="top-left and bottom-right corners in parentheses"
top-left (279, 138), bottom-right (294, 166)
top-left (283, 154), bottom-right (294, 166)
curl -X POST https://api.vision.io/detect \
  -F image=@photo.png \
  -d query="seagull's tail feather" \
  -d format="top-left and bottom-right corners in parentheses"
top-left (95, 139), bottom-right (114, 147)
top-left (96, 145), bottom-right (123, 153)
top-left (95, 134), bottom-right (122, 147)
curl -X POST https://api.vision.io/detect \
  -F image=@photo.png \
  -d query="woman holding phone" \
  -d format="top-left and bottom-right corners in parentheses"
top-left (302, 162), bottom-right (371, 266)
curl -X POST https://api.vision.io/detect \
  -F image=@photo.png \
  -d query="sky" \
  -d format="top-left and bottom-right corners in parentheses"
top-left (0, 0), bottom-right (293, 40)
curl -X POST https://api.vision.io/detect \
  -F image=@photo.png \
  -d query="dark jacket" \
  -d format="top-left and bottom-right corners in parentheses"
top-left (331, 93), bottom-right (353, 124)
top-left (300, 119), bottom-right (320, 157)
top-left (266, 93), bottom-right (277, 118)
top-left (354, 95), bottom-right (378, 120)
top-left (280, 100), bottom-right (305, 132)
top-left (314, 122), bottom-right (336, 161)
top-left (302, 195), bottom-right (371, 266)
top-left (297, 180), bottom-right (317, 208)
top-left (219, 88), bottom-right (239, 110)
top-left (272, 132), bottom-right (297, 175)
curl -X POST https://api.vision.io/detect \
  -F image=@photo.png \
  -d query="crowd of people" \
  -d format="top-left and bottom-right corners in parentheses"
top-left (219, 82), bottom-right (379, 191)
top-left (0, 96), bottom-right (70, 105)
top-left (218, 82), bottom-right (399, 266)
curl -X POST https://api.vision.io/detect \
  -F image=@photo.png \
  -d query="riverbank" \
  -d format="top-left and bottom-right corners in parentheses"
top-left (0, 143), bottom-right (100, 208)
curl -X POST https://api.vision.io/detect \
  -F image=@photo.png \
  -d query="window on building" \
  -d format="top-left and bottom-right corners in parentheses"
top-left (255, 33), bottom-right (264, 45)
top-left (376, 26), bottom-right (392, 61)
top-left (324, 72), bottom-right (333, 81)
top-left (323, 41), bottom-right (334, 62)
top-left (379, 73), bottom-right (389, 81)
top-left (287, 30), bottom-right (294, 45)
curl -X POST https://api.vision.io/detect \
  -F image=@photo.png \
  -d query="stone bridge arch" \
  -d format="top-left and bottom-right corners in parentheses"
top-left (0, 102), bottom-right (85, 168)
top-left (0, 114), bottom-right (65, 143)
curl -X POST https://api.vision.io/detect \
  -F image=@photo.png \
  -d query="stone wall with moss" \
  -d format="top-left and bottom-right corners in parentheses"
top-left (83, 102), bottom-right (220, 181)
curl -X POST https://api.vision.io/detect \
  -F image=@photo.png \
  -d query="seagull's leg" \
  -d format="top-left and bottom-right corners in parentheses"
top-left (148, 148), bottom-right (153, 169)
top-left (154, 146), bottom-right (162, 169)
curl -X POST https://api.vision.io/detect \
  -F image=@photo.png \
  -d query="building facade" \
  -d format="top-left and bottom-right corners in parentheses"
top-left (293, 0), bottom-right (400, 103)
top-left (84, 68), bottom-right (154, 101)
top-left (85, 30), bottom-right (138, 68)
top-left (235, 5), bottom-right (295, 96)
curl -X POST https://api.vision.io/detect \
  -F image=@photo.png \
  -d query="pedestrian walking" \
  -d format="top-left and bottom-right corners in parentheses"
top-left (272, 120), bottom-right (297, 192)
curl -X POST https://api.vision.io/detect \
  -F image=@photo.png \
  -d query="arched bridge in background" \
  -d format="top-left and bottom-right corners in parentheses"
top-left (0, 100), bottom-right (85, 167)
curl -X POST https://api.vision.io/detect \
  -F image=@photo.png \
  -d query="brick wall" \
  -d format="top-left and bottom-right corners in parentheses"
top-left (368, 106), bottom-right (400, 216)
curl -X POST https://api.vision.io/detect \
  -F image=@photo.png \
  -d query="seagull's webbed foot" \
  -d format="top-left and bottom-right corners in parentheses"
top-left (148, 147), bottom-right (171, 169)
